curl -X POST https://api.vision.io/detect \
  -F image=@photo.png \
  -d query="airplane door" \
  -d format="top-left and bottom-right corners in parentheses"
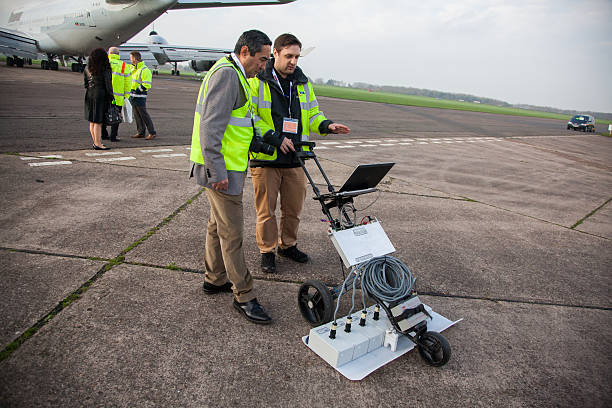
top-left (85, 10), bottom-right (96, 27)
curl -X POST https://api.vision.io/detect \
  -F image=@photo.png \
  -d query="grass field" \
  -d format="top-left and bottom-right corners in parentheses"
top-left (312, 84), bottom-right (611, 125)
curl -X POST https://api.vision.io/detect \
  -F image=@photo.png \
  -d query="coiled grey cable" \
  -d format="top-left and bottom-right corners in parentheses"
top-left (358, 255), bottom-right (415, 303)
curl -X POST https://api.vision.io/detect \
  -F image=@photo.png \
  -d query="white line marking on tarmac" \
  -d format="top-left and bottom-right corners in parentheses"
top-left (398, 143), bottom-right (412, 145)
top-left (20, 157), bottom-right (42, 160)
top-left (321, 141), bottom-right (339, 145)
top-left (40, 155), bottom-right (63, 158)
top-left (380, 143), bottom-right (396, 146)
top-left (85, 151), bottom-right (124, 156)
top-left (361, 144), bottom-right (376, 147)
top-left (141, 148), bottom-right (173, 153)
top-left (28, 161), bottom-right (72, 167)
top-left (315, 146), bottom-right (329, 149)
top-left (337, 145), bottom-right (355, 148)
top-left (385, 139), bottom-right (399, 142)
top-left (346, 141), bottom-right (363, 144)
top-left (152, 153), bottom-right (187, 158)
top-left (96, 157), bottom-right (136, 162)
top-left (364, 140), bottom-right (381, 143)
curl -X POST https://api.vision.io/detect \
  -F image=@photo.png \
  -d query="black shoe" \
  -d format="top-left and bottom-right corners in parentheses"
top-left (233, 298), bottom-right (271, 324)
top-left (92, 144), bottom-right (110, 150)
top-left (261, 252), bottom-right (276, 273)
top-left (202, 281), bottom-right (233, 294)
top-left (277, 245), bottom-right (309, 263)
top-left (110, 137), bottom-right (121, 142)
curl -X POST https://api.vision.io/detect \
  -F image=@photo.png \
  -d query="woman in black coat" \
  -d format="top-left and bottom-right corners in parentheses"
top-left (84, 48), bottom-right (113, 150)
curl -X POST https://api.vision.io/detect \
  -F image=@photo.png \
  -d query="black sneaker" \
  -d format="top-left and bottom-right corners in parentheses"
top-left (261, 252), bottom-right (276, 273)
top-left (277, 245), bottom-right (309, 263)
top-left (202, 281), bottom-right (233, 294)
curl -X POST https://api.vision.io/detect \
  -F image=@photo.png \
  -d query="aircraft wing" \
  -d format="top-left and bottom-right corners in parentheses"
top-left (171, 0), bottom-right (295, 9)
top-left (0, 28), bottom-right (40, 59)
top-left (118, 43), bottom-right (230, 68)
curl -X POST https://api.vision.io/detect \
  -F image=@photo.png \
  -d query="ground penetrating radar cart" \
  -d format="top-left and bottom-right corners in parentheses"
top-left (293, 142), bottom-right (460, 380)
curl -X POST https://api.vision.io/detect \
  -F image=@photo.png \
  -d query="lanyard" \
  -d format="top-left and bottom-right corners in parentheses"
top-left (272, 68), bottom-right (292, 117)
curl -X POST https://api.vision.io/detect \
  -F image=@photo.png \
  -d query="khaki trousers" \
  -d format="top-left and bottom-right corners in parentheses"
top-left (204, 188), bottom-right (254, 303)
top-left (251, 166), bottom-right (307, 254)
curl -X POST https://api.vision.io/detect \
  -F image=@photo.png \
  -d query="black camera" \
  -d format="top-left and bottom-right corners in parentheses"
top-left (250, 130), bottom-right (275, 156)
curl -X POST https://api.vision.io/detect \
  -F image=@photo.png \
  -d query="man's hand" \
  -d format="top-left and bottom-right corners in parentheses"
top-left (212, 178), bottom-right (228, 191)
top-left (279, 137), bottom-right (295, 154)
top-left (328, 123), bottom-right (350, 134)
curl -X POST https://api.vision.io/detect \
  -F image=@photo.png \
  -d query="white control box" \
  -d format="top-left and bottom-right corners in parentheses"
top-left (328, 220), bottom-right (395, 268)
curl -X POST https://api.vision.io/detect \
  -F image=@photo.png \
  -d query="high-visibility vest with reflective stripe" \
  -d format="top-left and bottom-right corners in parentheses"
top-left (190, 57), bottom-right (254, 171)
top-left (130, 61), bottom-right (152, 97)
top-left (108, 54), bottom-right (129, 106)
top-left (248, 78), bottom-right (327, 161)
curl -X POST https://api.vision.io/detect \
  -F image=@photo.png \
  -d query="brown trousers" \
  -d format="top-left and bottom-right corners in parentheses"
top-left (204, 188), bottom-right (254, 303)
top-left (251, 166), bottom-right (307, 254)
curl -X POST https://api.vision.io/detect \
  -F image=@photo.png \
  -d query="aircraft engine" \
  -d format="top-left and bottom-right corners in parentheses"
top-left (190, 60), bottom-right (216, 73)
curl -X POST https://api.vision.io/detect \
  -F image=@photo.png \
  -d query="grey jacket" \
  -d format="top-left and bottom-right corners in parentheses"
top-left (190, 64), bottom-right (249, 195)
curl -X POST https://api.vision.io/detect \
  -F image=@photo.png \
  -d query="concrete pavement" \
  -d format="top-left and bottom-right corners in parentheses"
top-left (0, 65), bottom-right (610, 407)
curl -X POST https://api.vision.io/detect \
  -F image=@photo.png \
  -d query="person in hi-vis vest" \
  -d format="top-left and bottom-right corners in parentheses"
top-left (102, 47), bottom-right (130, 142)
top-left (248, 33), bottom-right (350, 274)
top-left (190, 30), bottom-right (273, 325)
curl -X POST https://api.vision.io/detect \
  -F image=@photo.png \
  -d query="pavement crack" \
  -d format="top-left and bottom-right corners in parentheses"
top-left (570, 197), bottom-right (611, 230)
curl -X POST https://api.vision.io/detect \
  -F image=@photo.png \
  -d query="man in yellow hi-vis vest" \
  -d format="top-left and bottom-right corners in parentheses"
top-left (248, 33), bottom-right (350, 274)
top-left (190, 30), bottom-right (272, 324)
top-left (102, 47), bottom-right (130, 142)
top-left (129, 51), bottom-right (157, 140)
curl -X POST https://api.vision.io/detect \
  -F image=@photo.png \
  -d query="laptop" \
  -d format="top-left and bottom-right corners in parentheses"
top-left (338, 162), bottom-right (395, 192)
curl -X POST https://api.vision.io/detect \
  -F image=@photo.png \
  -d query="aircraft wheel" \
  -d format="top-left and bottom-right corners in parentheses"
top-left (41, 60), bottom-right (48, 70)
top-left (417, 331), bottom-right (451, 367)
top-left (176, 70), bottom-right (180, 76)
top-left (7, 57), bottom-right (14, 66)
top-left (298, 280), bottom-right (334, 326)
top-left (51, 61), bottom-right (59, 70)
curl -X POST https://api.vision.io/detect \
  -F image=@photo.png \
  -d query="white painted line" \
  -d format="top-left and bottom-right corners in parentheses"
top-left (360, 144), bottom-right (376, 147)
top-left (185, 147), bottom-right (191, 150)
top-left (315, 146), bottom-right (329, 149)
top-left (40, 155), bottom-right (63, 159)
top-left (346, 141), bottom-right (363, 144)
top-left (337, 145), bottom-right (355, 148)
top-left (432, 141), bottom-right (442, 144)
top-left (20, 156), bottom-right (42, 160)
top-left (152, 153), bottom-right (188, 158)
top-left (385, 139), bottom-right (398, 142)
top-left (96, 156), bottom-right (136, 162)
top-left (399, 138), bottom-right (415, 141)
top-left (28, 161), bottom-right (72, 167)
top-left (85, 151), bottom-right (124, 156)
top-left (380, 143), bottom-right (396, 146)
top-left (398, 143), bottom-right (412, 145)
top-left (321, 141), bottom-right (339, 145)
top-left (364, 140), bottom-right (381, 143)
top-left (454, 141), bottom-right (464, 143)
top-left (140, 148), bottom-right (173, 153)
top-left (417, 142), bottom-right (428, 144)
top-left (444, 141), bottom-right (454, 143)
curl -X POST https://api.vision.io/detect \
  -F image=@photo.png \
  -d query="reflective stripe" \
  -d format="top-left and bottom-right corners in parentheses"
top-left (303, 82), bottom-right (311, 103)
top-left (130, 94), bottom-right (146, 98)
top-left (228, 116), bottom-right (252, 127)
top-left (300, 102), bottom-right (309, 110)
top-left (309, 100), bottom-right (318, 109)
top-left (142, 80), bottom-right (152, 85)
top-left (309, 112), bottom-right (322, 126)
top-left (112, 71), bottom-right (129, 77)
top-left (259, 100), bottom-right (272, 109)
top-left (113, 91), bottom-right (123, 96)
top-left (251, 96), bottom-right (259, 105)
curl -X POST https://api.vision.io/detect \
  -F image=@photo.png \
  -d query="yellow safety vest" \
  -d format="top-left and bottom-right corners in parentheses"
top-left (130, 61), bottom-right (152, 96)
top-left (108, 54), bottom-right (129, 106)
top-left (248, 78), bottom-right (327, 161)
top-left (190, 57), bottom-right (254, 171)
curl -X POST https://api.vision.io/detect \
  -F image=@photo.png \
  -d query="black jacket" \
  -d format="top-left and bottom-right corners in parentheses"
top-left (250, 59), bottom-right (332, 168)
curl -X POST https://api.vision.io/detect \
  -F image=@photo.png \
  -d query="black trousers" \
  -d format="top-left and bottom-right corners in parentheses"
top-left (102, 123), bottom-right (119, 140)
top-left (132, 103), bottom-right (156, 136)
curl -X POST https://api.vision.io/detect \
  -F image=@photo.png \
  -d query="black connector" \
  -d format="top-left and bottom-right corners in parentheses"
top-left (359, 311), bottom-right (366, 326)
top-left (344, 316), bottom-right (352, 332)
top-left (374, 305), bottom-right (380, 320)
top-left (329, 323), bottom-right (337, 339)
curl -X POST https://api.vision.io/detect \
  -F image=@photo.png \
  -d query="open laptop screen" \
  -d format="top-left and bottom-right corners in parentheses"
top-left (338, 162), bottom-right (395, 192)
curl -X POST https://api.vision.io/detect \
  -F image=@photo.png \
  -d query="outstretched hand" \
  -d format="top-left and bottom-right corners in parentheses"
top-left (328, 123), bottom-right (350, 134)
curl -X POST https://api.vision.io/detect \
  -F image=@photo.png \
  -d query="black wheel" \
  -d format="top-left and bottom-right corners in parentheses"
top-left (417, 331), bottom-right (451, 367)
top-left (298, 280), bottom-right (334, 326)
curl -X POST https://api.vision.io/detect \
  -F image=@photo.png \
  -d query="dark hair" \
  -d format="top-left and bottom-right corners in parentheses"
top-left (233, 29), bottom-right (271, 56)
top-left (274, 33), bottom-right (302, 52)
top-left (130, 51), bottom-right (142, 61)
top-left (87, 48), bottom-right (110, 76)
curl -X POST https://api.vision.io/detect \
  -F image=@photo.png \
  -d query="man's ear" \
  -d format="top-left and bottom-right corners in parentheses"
top-left (272, 48), bottom-right (279, 59)
top-left (240, 45), bottom-right (250, 58)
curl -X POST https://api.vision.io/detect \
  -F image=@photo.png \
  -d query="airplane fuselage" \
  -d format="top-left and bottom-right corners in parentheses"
top-left (2, 0), bottom-right (177, 56)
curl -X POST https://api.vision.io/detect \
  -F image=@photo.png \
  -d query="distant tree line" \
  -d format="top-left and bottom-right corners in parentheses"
top-left (313, 78), bottom-right (612, 121)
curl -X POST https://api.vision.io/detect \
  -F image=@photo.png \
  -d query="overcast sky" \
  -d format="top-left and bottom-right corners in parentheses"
top-left (134, 0), bottom-right (611, 113)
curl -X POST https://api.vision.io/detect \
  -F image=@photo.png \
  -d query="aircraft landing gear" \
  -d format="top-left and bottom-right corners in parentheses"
top-left (41, 60), bottom-right (58, 70)
top-left (171, 62), bottom-right (180, 76)
top-left (6, 57), bottom-right (26, 67)
top-left (71, 63), bottom-right (85, 72)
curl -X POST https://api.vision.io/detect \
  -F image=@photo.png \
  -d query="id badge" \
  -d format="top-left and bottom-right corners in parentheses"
top-left (282, 117), bottom-right (298, 134)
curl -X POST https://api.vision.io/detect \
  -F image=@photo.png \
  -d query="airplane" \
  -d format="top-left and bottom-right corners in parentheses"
top-left (0, 0), bottom-right (294, 73)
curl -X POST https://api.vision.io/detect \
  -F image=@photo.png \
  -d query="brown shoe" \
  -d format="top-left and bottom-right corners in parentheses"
top-left (145, 133), bottom-right (156, 140)
top-left (131, 134), bottom-right (144, 138)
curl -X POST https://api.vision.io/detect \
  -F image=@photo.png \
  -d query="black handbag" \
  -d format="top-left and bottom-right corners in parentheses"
top-left (105, 102), bottom-right (123, 126)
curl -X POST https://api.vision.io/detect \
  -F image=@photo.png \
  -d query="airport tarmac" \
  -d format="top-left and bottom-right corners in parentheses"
top-left (0, 65), bottom-right (611, 407)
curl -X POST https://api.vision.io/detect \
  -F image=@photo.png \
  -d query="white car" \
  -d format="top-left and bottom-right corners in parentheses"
top-left (567, 114), bottom-right (596, 132)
